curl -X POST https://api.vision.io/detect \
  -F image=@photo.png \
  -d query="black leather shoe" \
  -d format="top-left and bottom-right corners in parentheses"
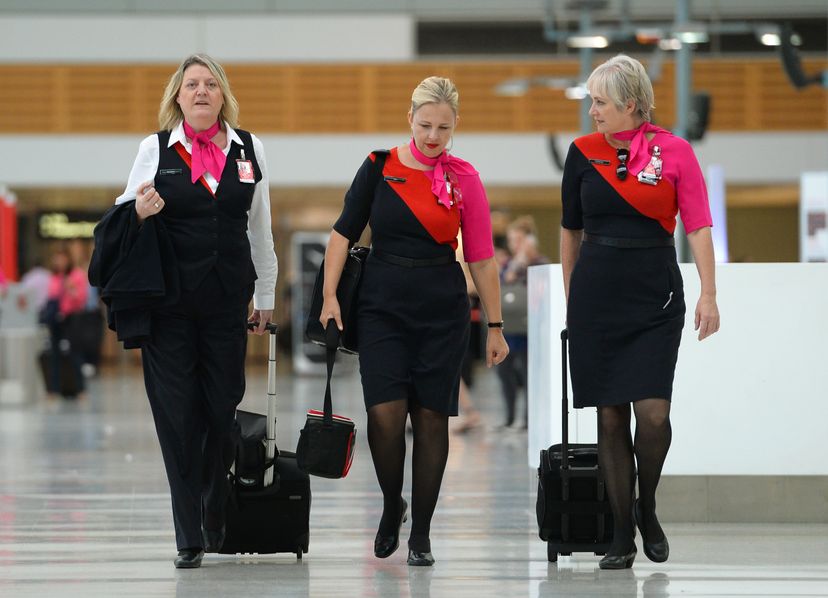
top-left (374, 498), bottom-right (408, 558)
top-left (174, 548), bottom-right (204, 569)
top-left (598, 546), bottom-right (636, 570)
top-left (634, 499), bottom-right (669, 563)
top-left (202, 525), bottom-right (226, 554)
top-left (407, 549), bottom-right (435, 566)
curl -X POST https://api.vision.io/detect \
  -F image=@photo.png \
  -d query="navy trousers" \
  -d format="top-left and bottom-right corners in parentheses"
top-left (141, 270), bottom-right (252, 550)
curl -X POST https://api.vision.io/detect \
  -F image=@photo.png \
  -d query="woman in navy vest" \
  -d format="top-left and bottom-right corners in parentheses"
top-left (114, 54), bottom-right (277, 568)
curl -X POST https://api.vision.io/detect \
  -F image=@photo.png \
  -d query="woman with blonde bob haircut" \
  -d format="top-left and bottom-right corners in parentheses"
top-left (321, 75), bottom-right (508, 566)
top-left (560, 54), bottom-right (719, 569)
top-left (109, 53), bottom-right (277, 568)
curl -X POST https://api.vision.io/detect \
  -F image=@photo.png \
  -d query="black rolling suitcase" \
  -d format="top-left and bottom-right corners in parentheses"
top-left (219, 323), bottom-right (311, 558)
top-left (38, 348), bottom-right (82, 397)
top-left (536, 329), bottom-right (613, 562)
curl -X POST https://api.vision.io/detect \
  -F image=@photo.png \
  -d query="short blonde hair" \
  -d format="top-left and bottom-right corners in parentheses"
top-left (586, 54), bottom-right (655, 122)
top-left (158, 54), bottom-right (239, 131)
top-left (507, 215), bottom-right (538, 238)
top-left (411, 76), bottom-right (459, 116)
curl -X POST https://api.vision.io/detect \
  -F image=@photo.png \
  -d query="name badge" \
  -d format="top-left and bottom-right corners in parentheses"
top-left (237, 159), bottom-right (255, 184)
top-left (159, 168), bottom-right (182, 176)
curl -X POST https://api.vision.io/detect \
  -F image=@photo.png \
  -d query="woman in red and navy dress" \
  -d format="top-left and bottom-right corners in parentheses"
top-left (320, 76), bottom-right (508, 567)
top-left (560, 55), bottom-right (720, 569)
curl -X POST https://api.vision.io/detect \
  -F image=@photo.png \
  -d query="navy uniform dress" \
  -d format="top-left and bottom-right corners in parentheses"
top-left (334, 148), bottom-right (493, 415)
top-left (561, 131), bottom-right (712, 408)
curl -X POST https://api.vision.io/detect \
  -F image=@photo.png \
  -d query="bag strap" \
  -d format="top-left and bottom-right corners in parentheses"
top-left (561, 328), bottom-right (569, 469)
top-left (371, 149), bottom-right (390, 187)
top-left (322, 320), bottom-right (340, 427)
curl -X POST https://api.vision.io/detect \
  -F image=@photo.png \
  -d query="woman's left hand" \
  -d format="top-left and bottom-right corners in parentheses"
top-left (486, 329), bottom-right (510, 367)
top-left (695, 295), bottom-right (720, 341)
top-left (248, 309), bottom-right (273, 335)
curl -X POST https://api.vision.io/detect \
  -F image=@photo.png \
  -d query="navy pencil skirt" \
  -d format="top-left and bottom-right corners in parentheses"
top-left (566, 243), bottom-right (686, 408)
top-left (356, 256), bottom-right (470, 416)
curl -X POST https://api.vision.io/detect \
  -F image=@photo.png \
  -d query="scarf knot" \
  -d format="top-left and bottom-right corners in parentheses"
top-left (409, 139), bottom-right (456, 209)
top-left (183, 120), bottom-right (226, 184)
top-left (612, 122), bottom-right (668, 175)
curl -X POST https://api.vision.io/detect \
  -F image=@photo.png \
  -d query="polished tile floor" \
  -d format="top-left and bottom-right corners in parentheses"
top-left (1, 358), bottom-right (827, 598)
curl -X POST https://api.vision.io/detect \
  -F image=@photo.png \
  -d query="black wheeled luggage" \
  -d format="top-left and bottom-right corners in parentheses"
top-left (219, 323), bottom-right (311, 557)
top-left (536, 329), bottom-right (613, 562)
top-left (38, 348), bottom-right (82, 397)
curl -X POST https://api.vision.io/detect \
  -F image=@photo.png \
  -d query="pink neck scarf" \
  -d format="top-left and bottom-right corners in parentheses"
top-left (409, 139), bottom-right (457, 209)
top-left (612, 122), bottom-right (669, 175)
top-left (183, 120), bottom-right (226, 184)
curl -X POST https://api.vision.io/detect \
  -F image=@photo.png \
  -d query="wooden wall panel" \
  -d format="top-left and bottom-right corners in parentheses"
top-left (0, 66), bottom-right (57, 132)
top-left (2, 59), bottom-right (826, 134)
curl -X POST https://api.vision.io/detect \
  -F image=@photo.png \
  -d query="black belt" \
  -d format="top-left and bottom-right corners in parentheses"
top-left (371, 249), bottom-right (455, 268)
top-left (582, 233), bottom-right (675, 249)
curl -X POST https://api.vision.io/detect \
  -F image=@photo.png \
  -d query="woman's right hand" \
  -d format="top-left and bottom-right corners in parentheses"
top-left (319, 296), bottom-right (343, 332)
top-left (135, 180), bottom-right (166, 223)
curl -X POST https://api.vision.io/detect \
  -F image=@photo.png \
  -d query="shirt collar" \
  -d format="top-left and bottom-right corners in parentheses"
top-left (167, 120), bottom-right (242, 149)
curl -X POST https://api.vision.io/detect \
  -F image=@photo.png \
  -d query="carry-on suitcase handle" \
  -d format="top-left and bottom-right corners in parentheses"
top-left (560, 328), bottom-right (569, 470)
top-left (247, 321), bottom-right (279, 487)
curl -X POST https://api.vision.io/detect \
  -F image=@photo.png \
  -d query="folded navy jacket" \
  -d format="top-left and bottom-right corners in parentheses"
top-left (88, 201), bottom-right (180, 349)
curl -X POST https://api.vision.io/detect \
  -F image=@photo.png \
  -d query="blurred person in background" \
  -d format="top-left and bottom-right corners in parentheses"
top-left (561, 54), bottom-right (719, 569)
top-left (43, 247), bottom-right (88, 400)
top-left (20, 260), bottom-right (52, 313)
top-left (453, 237), bottom-right (483, 434)
top-left (497, 215), bottom-right (548, 430)
top-left (320, 76), bottom-right (508, 566)
top-left (106, 54), bottom-right (277, 569)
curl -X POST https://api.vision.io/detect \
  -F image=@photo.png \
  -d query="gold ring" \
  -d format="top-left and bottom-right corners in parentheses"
top-left (154, 202), bottom-right (160, 208)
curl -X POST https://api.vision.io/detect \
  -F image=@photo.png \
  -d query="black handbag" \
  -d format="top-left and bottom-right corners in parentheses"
top-left (296, 323), bottom-right (357, 479)
top-left (305, 245), bottom-right (369, 354)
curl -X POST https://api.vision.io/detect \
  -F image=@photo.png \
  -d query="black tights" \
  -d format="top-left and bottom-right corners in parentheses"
top-left (367, 400), bottom-right (449, 553)
top-left (598, 398), bottom-right (672, 554)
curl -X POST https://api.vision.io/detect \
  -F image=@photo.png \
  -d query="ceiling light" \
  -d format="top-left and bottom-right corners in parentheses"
top-left (760, 33), bottom-right (781, 46)
top-left (565, 85), bottom-right (589, 100)
top-left (658, 38), bottom-right (682, 51)
top-left (673, 24), bottom-right (709, 44)
top-left (635, 28), bottom-right (663, 45)
top-left (567, 34), bottom-right (609, 49)
top-left (755, 25), bottom-right (781, 46)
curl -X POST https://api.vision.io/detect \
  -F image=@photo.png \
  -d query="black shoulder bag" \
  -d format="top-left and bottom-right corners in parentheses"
top-left (305, 150), bottom-right (388, 355)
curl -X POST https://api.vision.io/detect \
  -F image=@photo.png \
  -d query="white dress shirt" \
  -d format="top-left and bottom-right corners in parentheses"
top-left (115, 121), bottom-right (278, 310)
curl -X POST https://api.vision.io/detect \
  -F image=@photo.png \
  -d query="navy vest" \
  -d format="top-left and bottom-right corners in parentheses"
top-left (154, 128), bottom-right (262, 294)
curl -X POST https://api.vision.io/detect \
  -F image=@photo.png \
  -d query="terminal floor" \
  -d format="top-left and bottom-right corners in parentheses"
top-left (1, 360), bottom-right (826, 598)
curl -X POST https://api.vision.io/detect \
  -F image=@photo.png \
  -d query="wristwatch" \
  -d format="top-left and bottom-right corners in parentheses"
top-left (487, 321), bottom-right (504, 329)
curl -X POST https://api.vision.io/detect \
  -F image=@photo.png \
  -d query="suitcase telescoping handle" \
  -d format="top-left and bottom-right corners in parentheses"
top-left (247, 321), bottom-right (278, 487)
top-left (560, 328), bottom-right (570, 469)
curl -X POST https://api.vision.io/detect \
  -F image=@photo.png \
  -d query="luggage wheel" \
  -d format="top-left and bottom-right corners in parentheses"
top-left (296, 548), bottom-right (303, 560)
top-left (546, 543), bottom-right (558, 562)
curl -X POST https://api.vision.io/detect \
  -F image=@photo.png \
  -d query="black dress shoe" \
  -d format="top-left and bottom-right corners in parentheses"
top-left (407, 549), bottom-right (435, 567)
top-left (202, 525), bottom-right (226, 553)
top-left (598, 546), bottom-right (636, 570)
top-left (634, 499), bottom-right (669, 563)
top-left (174, 547), bottom-right (204, 569)
top-left (374, 498), bottom-right (408, 558)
